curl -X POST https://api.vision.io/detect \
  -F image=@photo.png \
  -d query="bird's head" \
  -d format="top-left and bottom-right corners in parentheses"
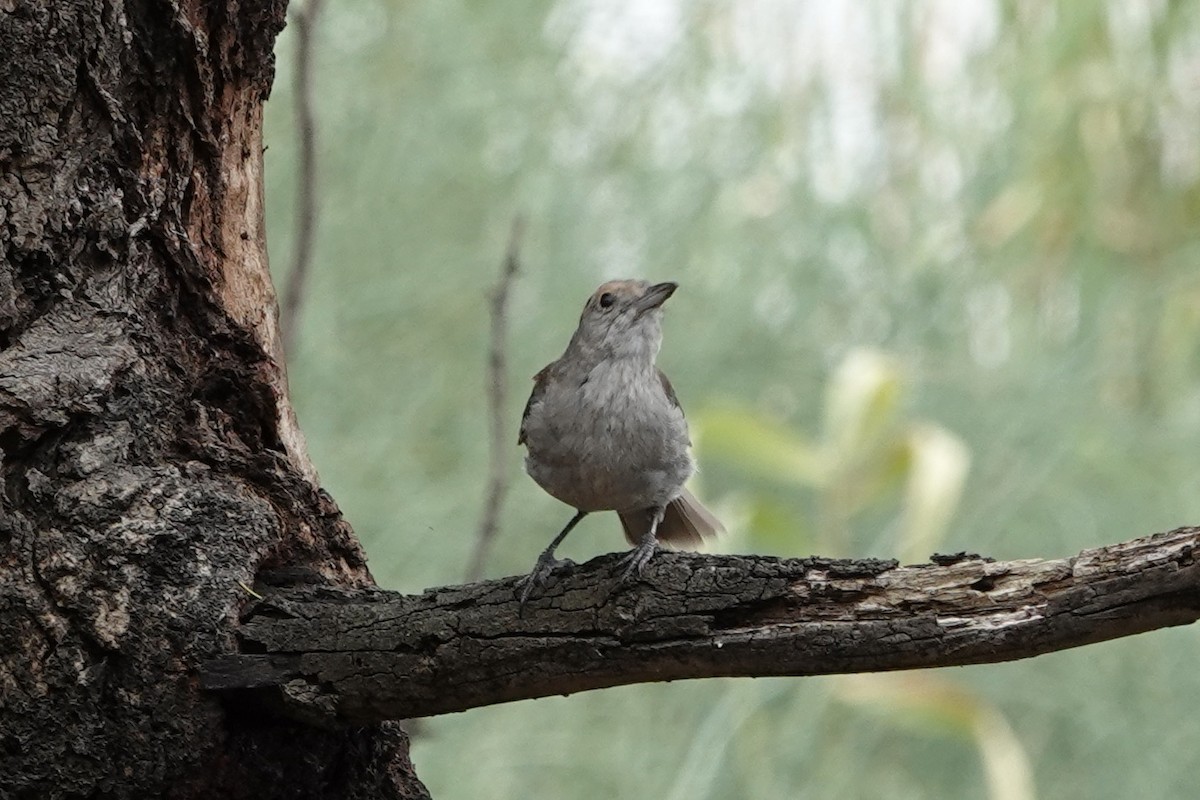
top-left (570, 279), bottom-right (678, 361)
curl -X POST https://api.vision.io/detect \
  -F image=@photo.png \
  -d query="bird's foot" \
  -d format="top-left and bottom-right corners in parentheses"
top-left (618, 537), bottom-right (659, 582)
top-left (517, 551), bottom-right (575, 605)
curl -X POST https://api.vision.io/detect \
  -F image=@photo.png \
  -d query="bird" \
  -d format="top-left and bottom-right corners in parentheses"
top-left (516, 279), bottom-right (723, 602)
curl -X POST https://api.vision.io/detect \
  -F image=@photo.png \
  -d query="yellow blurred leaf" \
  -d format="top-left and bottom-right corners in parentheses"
top-left (743, 496), bottom-right (813, 554)
top-left (835, 674), bottom-right (1035, 800)
top-left (694, 406), bottom-right (825, 485)
top-left (822, 348), bottom-right (904, 473)
top-left (1153, 285), bottom-right (1200, 391)
top-left (900, 423), bottom-right (972, 562)
top-left (831, 437), bottom-right (912, 519)
top-left (977, 182), bottom-right (1043, 248)
top-left (836, 673), bottom-right (976, 734)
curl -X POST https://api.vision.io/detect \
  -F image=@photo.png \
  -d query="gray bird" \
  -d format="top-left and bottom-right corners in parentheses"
top-left (517, 279), bottom-right (724, 602)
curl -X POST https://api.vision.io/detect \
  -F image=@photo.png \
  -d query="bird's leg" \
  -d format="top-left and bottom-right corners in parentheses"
top-left (618, 505), bottom-right (665, 581)
top-left (517, 509), bottom-right (587, 604)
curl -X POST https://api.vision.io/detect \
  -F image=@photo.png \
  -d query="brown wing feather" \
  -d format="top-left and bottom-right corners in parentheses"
top-left (518, 363), bottom-right (553, 445)
top-left (656, 367), bottom-right (681, 409)
top-left (656, 367), bottom-right (691, 445)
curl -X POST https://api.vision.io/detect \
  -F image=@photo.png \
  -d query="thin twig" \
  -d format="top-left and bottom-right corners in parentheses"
top-left (465, 217), bottom-right (525, 581)
top-left (280, 0), bottom-right (323, 355)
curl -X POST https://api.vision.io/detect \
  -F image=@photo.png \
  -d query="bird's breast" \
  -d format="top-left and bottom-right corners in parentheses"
top-left (521, 359), bottom-right (693, 511)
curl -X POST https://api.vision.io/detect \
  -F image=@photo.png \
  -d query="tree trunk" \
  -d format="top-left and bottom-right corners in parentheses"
top-left (0, 2), bottom-right (428, 797)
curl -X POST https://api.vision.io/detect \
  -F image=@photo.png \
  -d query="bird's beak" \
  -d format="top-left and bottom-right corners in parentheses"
top-left (635, 282), bottom-right (678, 313)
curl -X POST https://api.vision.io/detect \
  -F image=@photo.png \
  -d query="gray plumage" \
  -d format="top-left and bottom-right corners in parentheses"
top-left (517, 279), bottom-right (723, 602)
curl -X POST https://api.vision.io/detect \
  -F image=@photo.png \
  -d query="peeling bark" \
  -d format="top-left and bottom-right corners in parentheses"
top-left (0, 2), bottom-right (426, 797)
top-left (203, 527), bottom-right (1200, 723)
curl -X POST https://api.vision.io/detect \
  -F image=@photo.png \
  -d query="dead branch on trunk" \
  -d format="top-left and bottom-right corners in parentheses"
top-left (280, 0), bottom-right (324, 354)
top-left (464, 216), bottom-right (524, 582)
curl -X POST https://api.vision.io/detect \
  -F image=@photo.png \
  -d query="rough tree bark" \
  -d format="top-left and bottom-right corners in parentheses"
top-left (1, 2), bottom-right (427, 797)
top-left (201, 526), bottom-right (1200, 723)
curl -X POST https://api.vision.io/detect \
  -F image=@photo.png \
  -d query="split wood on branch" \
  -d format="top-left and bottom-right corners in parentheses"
top-left (204, 526), bottom-right (1200, 725)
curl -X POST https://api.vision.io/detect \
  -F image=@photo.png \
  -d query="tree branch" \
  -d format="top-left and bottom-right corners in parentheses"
top-left (280, 0), bottom-right (323, 355)
top-left (204, 526), bottom-right (1200, 724)
top-left (465, 216), bottom-right (524, 582)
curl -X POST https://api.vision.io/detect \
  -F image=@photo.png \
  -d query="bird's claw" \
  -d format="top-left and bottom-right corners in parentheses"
top-left (517, 553), bottom-right (575, 605)
top-left (617, 538), bottom-right (658, 582)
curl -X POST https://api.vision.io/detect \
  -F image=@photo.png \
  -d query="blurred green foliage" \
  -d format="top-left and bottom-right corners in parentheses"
top-left (266, 1), bottom-right (1200, 798)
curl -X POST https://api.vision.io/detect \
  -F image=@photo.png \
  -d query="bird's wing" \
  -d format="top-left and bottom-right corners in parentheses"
top-left (518, 363), bottom-right (554, 445)
top-left (656, 367), bottom-right (691, 444)
top-left (656, 367), bottom-right (681, 410)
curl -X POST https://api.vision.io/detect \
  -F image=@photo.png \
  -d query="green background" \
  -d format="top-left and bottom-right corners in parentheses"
top-left (265, 2), bottom-right (1200, 797)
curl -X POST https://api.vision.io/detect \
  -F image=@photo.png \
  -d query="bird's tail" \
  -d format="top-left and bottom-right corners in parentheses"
top-left (618, 487), bottom-right (725, 549)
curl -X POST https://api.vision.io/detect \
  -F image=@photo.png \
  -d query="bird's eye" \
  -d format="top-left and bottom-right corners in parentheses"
top-left (598, 292), bottom-right (616, 309)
